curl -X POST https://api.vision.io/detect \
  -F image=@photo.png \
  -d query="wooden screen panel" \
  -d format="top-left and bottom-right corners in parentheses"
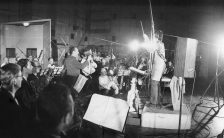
top-left (174, 37), bottom-right (198, 78)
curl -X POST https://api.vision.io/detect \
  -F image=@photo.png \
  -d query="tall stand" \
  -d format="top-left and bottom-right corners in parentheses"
top-left (178, 78), bottom-right (184, 137)
top-left (214, 47), bottom-right (221, 108)
top-left (200, 47), bottom-right (224, 107)
top-left (191, 47), bottom-right (224, 137)
top-left (147, 52), bottom-right (154, 96)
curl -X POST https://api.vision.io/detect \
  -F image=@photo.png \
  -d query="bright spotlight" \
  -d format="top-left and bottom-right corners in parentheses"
top-left (215, 34), bottom-right (224, 58)
top-left (129, 40), bottom-right (140, 51)
top-left (215, 34), bottom-right (224, 59)
top-left (216, 35), bottom-right (224, 48)
top-left (23, 22), bottom-right (30, 27)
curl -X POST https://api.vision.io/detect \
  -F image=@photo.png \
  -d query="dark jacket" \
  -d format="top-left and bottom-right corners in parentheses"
top-left (0, 88), bottom-right (23, 137)
top-left (28, 73), bottom-right (41, 95)
top-left (64, 56), bottom-right (88, 77)
top-left (16, 78), bottom-right (36, 110)
top-left (15, 77), bottom-right (37, 134)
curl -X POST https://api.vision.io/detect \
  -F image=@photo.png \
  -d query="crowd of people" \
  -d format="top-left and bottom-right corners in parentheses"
top-left (0, 30), bottom-right (176, 138)
top-left (0, 48), bottom-right (130, 138)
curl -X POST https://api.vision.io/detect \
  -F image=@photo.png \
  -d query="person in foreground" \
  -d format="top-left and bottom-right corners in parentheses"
top-left (36, 82), bottom-right (75, 138)
top-left (0, 63), bottom-right (23, 138)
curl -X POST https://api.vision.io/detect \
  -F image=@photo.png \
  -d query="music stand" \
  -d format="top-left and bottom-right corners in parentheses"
top-left (83, 94), bottom-right (130, 137)
top-left (101, 113), bottom-right (129, 138)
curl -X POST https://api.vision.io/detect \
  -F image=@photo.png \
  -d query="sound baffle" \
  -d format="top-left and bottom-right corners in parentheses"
top-left (174, 37), bottom-right (198, 78)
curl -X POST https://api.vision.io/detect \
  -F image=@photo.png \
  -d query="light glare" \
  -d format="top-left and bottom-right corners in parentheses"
top-left (216, 34), bottom-right (224, 48)
top-left (141, 40), bottom-right (157, 52)
top-left (23, 22), bottom-right (30, 26)
top-left (215, 34), bottom-right (224, 56)
top-left (129, 40), bottom-right (140, 51)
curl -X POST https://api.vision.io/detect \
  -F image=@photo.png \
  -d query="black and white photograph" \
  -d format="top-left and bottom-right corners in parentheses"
top-left (0, 0), bottom-right (224, 137)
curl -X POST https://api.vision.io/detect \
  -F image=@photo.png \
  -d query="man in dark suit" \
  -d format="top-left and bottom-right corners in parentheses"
top-left (16, 59), bottom-right (37, 135)
top-left (64, 47), bottom-right (91, 88)
top-left (0, 63), bottom-right (24, 137)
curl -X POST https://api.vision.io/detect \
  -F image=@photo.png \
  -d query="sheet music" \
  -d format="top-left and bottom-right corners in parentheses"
top-left (83, 94), bottom-right (129, 132)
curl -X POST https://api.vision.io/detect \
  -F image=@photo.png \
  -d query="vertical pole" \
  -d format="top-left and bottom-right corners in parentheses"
top-left (215, 47), bottom-right (220, 108)
top-left (178, 78), bottom-right (183, 137)
top-left (102, 127), bottom-right (104, 138)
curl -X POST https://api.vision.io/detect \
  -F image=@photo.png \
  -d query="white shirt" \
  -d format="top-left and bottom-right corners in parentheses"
top-left (81, 58), bottom-right (97, 76)
top-left (47, 64), bottom-right (55, 69)
top-left (99, 75), bottom-right (111, 90)
top-left (151, 41), bottom-right (166, 81)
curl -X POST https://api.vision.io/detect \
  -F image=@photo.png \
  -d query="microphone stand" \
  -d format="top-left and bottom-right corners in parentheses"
top-left (178, 77), bottom-right (184, 137)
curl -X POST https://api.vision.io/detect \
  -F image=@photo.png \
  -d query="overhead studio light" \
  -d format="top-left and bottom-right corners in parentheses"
top-left (216, 34), bottom-right (224, 48)
top-left (23, 22), bottom-right (30, 27)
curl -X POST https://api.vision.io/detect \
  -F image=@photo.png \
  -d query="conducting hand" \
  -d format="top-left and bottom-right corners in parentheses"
top-left (87, 55), bottom-right (93, 62)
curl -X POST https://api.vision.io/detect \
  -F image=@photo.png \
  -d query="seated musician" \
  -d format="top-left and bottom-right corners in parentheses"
top-left (91, 51), bottom-right (103, 93)
top-left (163, 60), bottom-right (174, 78)
top-left (136, 57), bottom-right (148, 90)
top-left (99, 68), bottom-right (119, 96)
top-left (28, 61), bottom-right (42, 96)
top-left (79, 49), bottom-right (97, 94)
top-left (47, 57), bottom-right (55, 69)
top-left (160, 60), bottom-right (174, 92)
top-left (117, 63), bottom-right (131, 93)
top-left (81, 49), bottom-right (97, 77)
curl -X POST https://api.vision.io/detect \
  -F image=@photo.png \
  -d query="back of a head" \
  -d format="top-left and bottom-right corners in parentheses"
top-left (83, 47), bottom-right (92, 57)
top-left (48, 57), bottom-right (53, 62)
top-left (155, 30), bottom-right (163, 41)
top-left (0, 63), bottom-right (21, 87)
top-left (69, 46), bottom-right (77, 55)
top-left (38, 82), bottom-right (74, 130)
top-left (101, 68), bottom-right (107, 75)
top-left (64, 53), bottom-right (69, 59)
top-left (31, 61), bottom-right (41, 69)
top-left (1, 63), bottom-right (21, 76)
top-left (17, 59), bottom-right (29, 71)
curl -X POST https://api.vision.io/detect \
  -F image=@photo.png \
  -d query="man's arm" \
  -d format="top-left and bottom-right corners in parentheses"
top-left (73, 58), bottom-right (89, 69)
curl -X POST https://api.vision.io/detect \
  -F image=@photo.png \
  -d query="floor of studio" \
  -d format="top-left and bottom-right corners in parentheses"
top-left (73, 78), bottom-right (224, 138)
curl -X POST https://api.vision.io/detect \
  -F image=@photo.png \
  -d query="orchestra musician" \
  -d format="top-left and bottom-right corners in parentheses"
top-left (136, 57), bottom-right (148, 90)
top-left (117, 63), bottom-right (125, 90)
top-left (117, 63), bottom-right (131, 93)
top-left (80, 49), bottom-right (98, 94)
top-left (80, 49), bottom-right (97, 77)
top-left (63, 47), bottom-right (90, 88)
top-left (91, 51), bottom-right (103, 93)
top-left (47, 57), bottom-right (55, 69)
top-left (99, 67), bottom-right (119, 96)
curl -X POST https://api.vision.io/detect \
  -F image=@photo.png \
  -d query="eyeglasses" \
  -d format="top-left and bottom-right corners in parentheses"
top-left (15, 75), bottom-right (23, 78)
